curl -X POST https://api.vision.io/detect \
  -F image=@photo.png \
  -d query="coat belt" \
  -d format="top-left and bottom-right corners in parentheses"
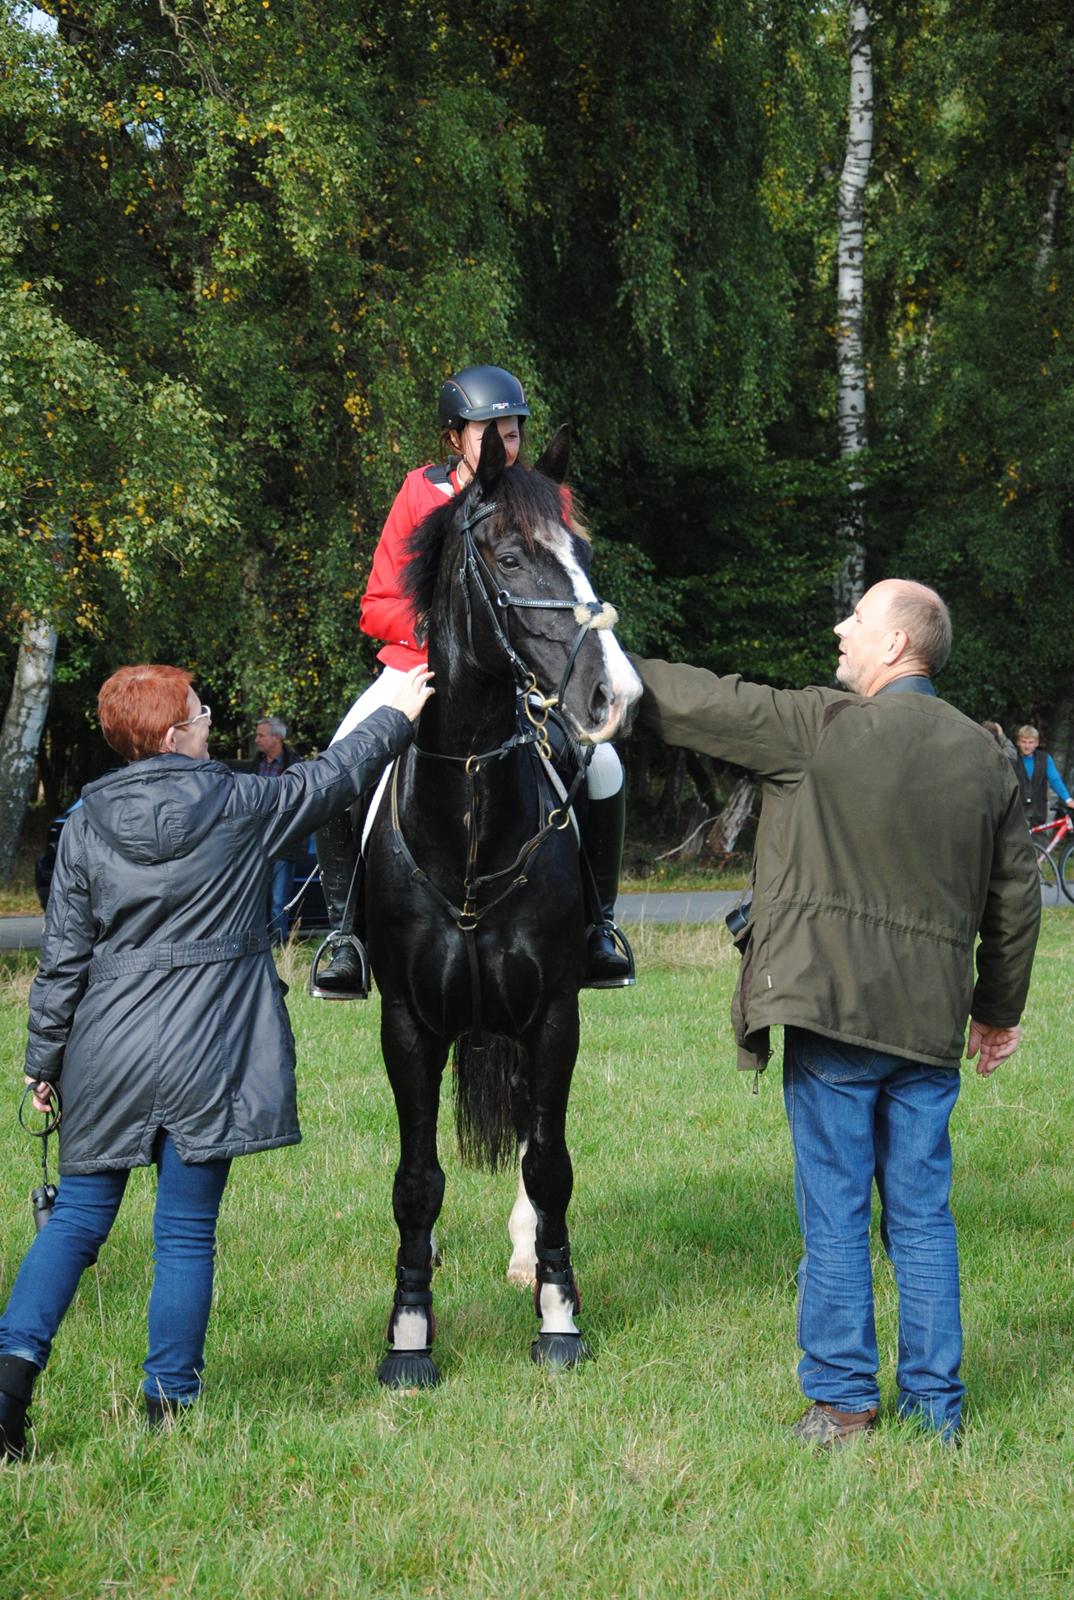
top-left (88, 928), bottom-right (270, 985)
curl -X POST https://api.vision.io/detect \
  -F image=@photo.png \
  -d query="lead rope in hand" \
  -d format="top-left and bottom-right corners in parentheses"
top-left (19, 1082), bottom-right (61, 1232)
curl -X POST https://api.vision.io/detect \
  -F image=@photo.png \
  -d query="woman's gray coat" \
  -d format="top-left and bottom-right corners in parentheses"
top-left (24, 706), bottom-right (413, 1175)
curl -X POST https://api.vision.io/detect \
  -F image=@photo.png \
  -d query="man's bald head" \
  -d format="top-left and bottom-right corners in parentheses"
top-left (835, 580), bottom-right (952, 696)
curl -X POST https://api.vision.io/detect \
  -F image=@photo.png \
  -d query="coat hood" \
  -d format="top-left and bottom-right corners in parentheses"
top-left (80, 756), bottom-right (234, 865)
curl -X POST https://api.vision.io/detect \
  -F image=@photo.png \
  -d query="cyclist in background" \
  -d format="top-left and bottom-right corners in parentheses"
top-left (1011, 724), bottom-right (1074, 827)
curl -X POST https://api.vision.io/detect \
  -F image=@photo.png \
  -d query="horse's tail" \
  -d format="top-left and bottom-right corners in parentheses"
top-left (453, 1033), bottom-right (527, 1173)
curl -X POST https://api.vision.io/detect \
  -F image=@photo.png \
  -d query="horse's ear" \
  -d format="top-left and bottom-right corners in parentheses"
top-left (534, 424), bottom-right (571, 485)
top-left (474, 421), bottom-right (507, 497)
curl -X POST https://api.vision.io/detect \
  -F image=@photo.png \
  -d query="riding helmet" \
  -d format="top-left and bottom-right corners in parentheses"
top-left (438, 365), bottom-right (530, 430)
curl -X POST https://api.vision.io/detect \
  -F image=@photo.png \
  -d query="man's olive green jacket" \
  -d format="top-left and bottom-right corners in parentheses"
top-left (633, 659), bottom-right (1041, 1073)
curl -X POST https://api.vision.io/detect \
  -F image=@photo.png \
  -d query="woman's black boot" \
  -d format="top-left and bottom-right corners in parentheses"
top-left (310, 811), bottom-right (369, 1000)
top-left (0, 1354), bottom-right (39, 1461)
top-left (579, 789), bottom-right (636, 988)
top-left (145, 1393), bottom-right (194, 1430)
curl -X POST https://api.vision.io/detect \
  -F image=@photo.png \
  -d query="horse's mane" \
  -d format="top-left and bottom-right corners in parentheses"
top-left (402, 465), bottom-right (566, 640)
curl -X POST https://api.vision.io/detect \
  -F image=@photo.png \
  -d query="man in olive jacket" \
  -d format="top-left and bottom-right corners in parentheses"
top-left (633, 579), bottom-right (1039, 1446)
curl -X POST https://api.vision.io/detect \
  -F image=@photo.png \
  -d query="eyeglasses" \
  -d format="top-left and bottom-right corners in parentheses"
top-left (173, 705), bottom-right (212, 728)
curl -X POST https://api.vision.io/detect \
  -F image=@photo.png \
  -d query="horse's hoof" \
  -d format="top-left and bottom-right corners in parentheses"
top-left (377, 1350), bottom-right (440, 1389)
top-left (531, 1333), bottom-right (591, 1369)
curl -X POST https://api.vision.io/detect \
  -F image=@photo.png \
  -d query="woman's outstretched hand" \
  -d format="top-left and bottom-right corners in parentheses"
top-left (391, 666), bottom-right (435, 725)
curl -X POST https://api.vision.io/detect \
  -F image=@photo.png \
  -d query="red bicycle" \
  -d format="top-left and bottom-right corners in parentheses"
top-left (1030, 810), bottom-right (1074, 905)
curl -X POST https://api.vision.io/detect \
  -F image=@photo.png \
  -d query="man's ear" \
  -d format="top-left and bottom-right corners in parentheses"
top-left (161, 725), bottom-right (178, 753)
top-left (885, 628), bottom-right (909, 664)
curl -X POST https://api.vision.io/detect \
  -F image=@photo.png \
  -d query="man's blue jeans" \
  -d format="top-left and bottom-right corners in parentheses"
top-left (783, 1026), bottom-right (964, 1436)
top-left (268, 856), bottom-right (292, 945)
top-left (0, 1132), bottom-right (230, 1403)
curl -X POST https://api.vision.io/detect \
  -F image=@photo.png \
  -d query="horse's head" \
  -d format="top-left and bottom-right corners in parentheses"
top-left (407, 425), bottom-right (641, 743)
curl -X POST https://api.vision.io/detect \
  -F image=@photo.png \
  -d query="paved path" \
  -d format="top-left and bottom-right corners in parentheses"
top-left (0, 891), bottom-right (743, 952)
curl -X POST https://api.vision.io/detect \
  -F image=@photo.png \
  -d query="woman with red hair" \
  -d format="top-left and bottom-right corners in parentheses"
top-left (0, 661), bottom-right (432, 1457)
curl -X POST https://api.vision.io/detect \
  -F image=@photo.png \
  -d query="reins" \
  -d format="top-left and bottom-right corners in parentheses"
top-left (390, 496), bottom-right (612, 1045)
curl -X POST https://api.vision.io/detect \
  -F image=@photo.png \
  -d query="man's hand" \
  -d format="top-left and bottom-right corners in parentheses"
top-left (965, 1020), bottom-right (1022, 1078)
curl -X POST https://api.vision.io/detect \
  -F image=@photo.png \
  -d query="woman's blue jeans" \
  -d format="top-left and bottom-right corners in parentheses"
top-left (0, 1131), bottom-right (230, 1403)
top-left (783, 1026), bottom-right (964, 1436)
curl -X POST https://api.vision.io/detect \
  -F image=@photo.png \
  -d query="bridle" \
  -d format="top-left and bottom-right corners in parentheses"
top-left (389, 495), bottom-right (620, 1044)
top-left (454, 500), bottom-right (619, 761)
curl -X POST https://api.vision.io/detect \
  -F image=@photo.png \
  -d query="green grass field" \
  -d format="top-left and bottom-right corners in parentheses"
top-left (0, 918), bottom-right (1072, 1598)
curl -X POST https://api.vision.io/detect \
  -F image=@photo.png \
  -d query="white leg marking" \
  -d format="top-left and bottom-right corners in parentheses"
top-left (538, 1282), bottom-right (580, 1336)
top-left (391, 1308), bottom-right (430, 1352)
top-left (507, 1149), bottom-right (538, 1287)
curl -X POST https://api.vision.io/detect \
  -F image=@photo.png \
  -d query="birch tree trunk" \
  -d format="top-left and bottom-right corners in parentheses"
top-left (705, 775), bottom-right (757, 857)
top-left (833, 1), bottom-right (873, 618)
top-left (0, 613), bottom-right (60, 883)
top-left (1033, 87), bottom-right (1072, 289)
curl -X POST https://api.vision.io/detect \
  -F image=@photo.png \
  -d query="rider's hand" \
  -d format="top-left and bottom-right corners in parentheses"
top-left (1066, 798), bottom-right (1074, 810)
top-left (965, 1019), bottom-right (1021, 1078)
top-left (391, 666), bottom-right (435, 725)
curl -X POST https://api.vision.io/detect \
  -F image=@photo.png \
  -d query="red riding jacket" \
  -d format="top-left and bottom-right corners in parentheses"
top-left (360, 464), bottom-right (458, 671)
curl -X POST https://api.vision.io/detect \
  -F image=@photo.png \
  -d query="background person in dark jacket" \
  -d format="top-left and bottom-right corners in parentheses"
top-left (251, 715), bottom-right (301, 943)
top-left (633, 580), bottom-right (1040, 1448)
top-left (0, 660), bottom-right (432, 1458)
top-left (1010, 724), bottom-right (1074, 827)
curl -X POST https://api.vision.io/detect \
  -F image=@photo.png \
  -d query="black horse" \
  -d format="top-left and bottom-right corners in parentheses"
top-left (364, 423), bottom-right (641, 1387)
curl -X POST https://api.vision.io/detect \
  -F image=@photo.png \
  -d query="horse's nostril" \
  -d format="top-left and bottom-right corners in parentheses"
top-left (589, 681), bottom-right (611, 724)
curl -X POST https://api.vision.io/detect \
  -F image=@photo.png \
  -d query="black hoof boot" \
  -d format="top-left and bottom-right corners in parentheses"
top-left (583, 921), bottom-right (636, 989)
top-left (378, 1264), bottom-right (439, 1388)
top-left (144, 1394), bottom-right (195, 1431)
top-left (309, 932), bottom-right (370, 1001)
top-left (0, 1355), bottom-right (38, 1461)
top-left (531, 1332), bottom-right (591, 1368)
top-left (376, 1350), bottom-right (441, 1389)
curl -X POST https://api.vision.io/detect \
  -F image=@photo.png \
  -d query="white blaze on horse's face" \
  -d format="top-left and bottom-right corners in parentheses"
top-left (535, 524), bottom-right (642, 742)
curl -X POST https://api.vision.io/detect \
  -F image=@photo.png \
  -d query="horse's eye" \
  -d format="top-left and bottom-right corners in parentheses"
top-left (498, 553), bottom-right (521, 571)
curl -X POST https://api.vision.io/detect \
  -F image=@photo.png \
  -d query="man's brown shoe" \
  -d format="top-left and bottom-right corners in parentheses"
top-left (791, 1401), bottom-right (877, 1449)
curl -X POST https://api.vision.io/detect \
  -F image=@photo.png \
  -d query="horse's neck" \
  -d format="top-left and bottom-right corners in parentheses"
top-left (420, 659), bottom-right (517, 763)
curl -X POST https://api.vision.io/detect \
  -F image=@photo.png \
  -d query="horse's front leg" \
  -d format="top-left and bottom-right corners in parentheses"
top-left (521, 998), bottom-right (590, 1368)
top-left (377, 999), bottom-right (449, 1389)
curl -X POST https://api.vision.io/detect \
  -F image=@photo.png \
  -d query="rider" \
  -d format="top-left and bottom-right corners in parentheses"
top-left (313, 363), bottom-right (635, 999)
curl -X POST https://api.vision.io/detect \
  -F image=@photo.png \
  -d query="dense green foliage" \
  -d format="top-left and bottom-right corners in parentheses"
top-left (1, 920), bottom-right (1073, 1595)
top-left (1, 0), bottom-right (1073, 800)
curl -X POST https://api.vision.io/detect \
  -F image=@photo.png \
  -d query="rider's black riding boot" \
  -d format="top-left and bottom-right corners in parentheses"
top-left (310, 811), bottom-right (369, 1000)
top-left (0, 1354), bottom-right (38, 1461)
top-left (579, 786), bottom-right (635, 989)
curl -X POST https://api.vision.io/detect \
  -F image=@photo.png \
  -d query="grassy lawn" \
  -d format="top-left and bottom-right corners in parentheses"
top-left (0, 917), bottom-right (1072, 1597)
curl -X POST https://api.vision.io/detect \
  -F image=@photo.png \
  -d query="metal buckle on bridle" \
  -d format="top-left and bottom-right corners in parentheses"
top-left (519, 674), bottom-right (558, 761)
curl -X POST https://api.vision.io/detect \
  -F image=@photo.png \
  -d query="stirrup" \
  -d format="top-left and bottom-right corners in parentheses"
top-left (308, 931), bottom-right (371, 1001)
top-left (583, 920), bottom-right (636, 989)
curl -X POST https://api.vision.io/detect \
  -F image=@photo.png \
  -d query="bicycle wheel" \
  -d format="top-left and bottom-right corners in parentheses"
top-left (1035, 846), bottom-right (1062, 908)
top-left (1058, 838), bottom-right (1074, 903)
